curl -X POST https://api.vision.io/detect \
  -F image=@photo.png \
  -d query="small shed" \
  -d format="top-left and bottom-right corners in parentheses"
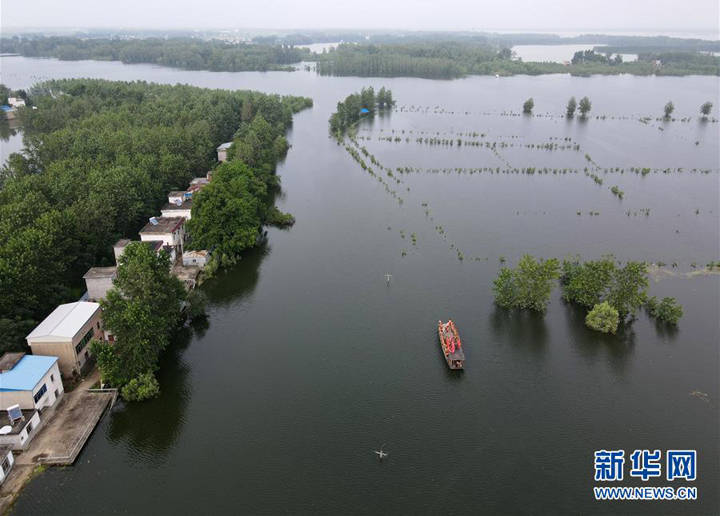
top-left (182, 250), bottom-right (209, 268)
top-left (83, 266), bottom-right (117, 301)
top-left (217, 142), bottom-right (232, 163)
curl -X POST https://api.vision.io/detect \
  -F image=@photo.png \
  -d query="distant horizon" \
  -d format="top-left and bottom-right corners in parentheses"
top-left (2, 27), bottom-right (719, 41)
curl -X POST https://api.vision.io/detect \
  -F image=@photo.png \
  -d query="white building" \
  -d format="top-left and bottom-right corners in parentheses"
top-left (83, 266), bottom-right (117, 301)
top-left (0, 446), bottom-right (14, 484)
top-left (182, 250), bottom-right (209, 268)
top-left (139, 217), bottom-right (186, 257)
top-left (26, 302), bottom-right (103, 377)
top-left (217, 142), bottom-right (232, 162)
top-left (161, 192), bottom-right (193, 220)
top-left (7, 97), bottom-right (26, 108)
top-left (0, 353), bottom-right (63, 411)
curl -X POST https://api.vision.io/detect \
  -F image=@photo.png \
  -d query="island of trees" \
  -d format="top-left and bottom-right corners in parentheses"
top-left (3, 36), bottom-right (718, 79)
top-left (329, 86), bottom-right (394, 136)
top-left (0, 36), bottom-right (310, 72)
top-left (315, 42), bottom-right (719, 79)
top-left (493, 255), bottom-right (683, 335)
top-left (0, 79), bottom-right (312, 397)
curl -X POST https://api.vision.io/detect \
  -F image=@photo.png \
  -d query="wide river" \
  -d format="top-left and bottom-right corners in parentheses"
top-left (1, 57), bottom-right (719, 515)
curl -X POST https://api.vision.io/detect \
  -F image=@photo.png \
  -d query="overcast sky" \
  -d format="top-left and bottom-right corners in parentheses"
top-left (2, 0), bottom-right (719, 35)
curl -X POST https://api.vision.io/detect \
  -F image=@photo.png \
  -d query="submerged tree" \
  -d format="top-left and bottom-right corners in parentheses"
top-left (646, 296), bottom-right (683, 325)
top-left (523, 97), bottom-right (535, 114)
top-left (492, 255), bottom-right (560, 313)
top-left (606, 261), bottom-right (649, 321)
top-left (566, 96), bottom-right (577, 118)
top-left (664, 101), bottom-right (675, 119)
top-left (700, 101), bottom-right (713, 118)
top-left (578, 96), bottom-right (592, 118)
top-left (585, 301), bottom-right (619, 334)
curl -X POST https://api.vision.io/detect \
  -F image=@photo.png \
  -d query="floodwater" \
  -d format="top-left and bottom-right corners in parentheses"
top-left (1, 56), bottom-right (718, 515)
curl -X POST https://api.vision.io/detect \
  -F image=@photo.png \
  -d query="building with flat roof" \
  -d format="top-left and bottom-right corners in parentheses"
top-left (161, 197), bottom-right (193, 220)
top-left (26, 302), bottom-right (104, 377)
top-left (217, 142), bottom-right (232, 162)
top-left (83, 266), bottom-right (117, 301)
top-left (139, 217), bottom-right (186, 257)
top-left (0, 354), bottom-right (62, 411)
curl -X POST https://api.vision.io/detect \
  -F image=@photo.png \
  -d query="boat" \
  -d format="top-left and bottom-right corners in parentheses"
top-left (437, 320), bottom-right (465, 370)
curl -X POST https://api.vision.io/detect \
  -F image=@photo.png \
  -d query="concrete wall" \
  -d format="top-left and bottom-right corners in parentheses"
top-left (160, 208), bottom-right (192, 219)
top-left (217, 149), bottom-right (228, 162)
top-left (0, 449), bottom-right (14, 484)
top-left (86, 276), bottom-right (114, 301)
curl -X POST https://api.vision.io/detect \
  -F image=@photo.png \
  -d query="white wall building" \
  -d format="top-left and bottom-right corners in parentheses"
top-left (0, 354), bottom-right (63, 411)
top-left (83, 266), bottom-right (117, 301)
top-left (139, 217), bottom-right (186, 256)
top-left (0, 446), bottom-right (14, 484)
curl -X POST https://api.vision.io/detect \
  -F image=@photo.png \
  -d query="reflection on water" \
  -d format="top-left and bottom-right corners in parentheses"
top-left (562, 301), bottom-right (635, 374)
top-left (489, 305), bottom-right (549, 357)
top-left (107, 328), bottom-right (193, 464)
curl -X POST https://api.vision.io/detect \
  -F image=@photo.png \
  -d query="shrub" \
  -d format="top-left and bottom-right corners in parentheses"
top-left (492, 255), bottom-right (560, 313)
top-left (121, 372), bottom-right (161, 401)
top-left (586, 301), bottom-right (620, 334)
top-left (646, 296), bottom-right (683, 325)
top-left (523, 97), bottom-right (534, 114)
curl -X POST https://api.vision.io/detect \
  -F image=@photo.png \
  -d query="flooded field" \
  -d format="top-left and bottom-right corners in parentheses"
top-left (1, 56), bottom-right (718, 515)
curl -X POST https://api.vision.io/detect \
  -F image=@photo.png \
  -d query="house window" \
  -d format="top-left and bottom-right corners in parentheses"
top-left (50, 374), bottom-right (55, 383)
top-left (25, 421), bottom-right (33, 434)
top-left (75, 328), bottom-right (94, 355)
top-left (33, 384), bottom-right (47, 403)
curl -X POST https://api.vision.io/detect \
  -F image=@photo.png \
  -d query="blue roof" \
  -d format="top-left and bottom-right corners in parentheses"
top-left (0, 105), bottom-right (12, 112)
top-left (359, 108), bottom-right (370, 114)
top-left (0, 355), bottom-right (57, 391)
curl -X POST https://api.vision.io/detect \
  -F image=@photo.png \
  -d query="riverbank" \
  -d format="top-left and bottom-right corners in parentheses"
top-left (0, 369), bottom-right (114, 515)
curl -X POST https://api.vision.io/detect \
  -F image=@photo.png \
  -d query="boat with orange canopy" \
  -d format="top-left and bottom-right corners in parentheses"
top-left (437, 319), bottom-right (465, 370)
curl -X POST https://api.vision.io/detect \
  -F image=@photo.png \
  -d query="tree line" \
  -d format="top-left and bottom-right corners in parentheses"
top-left (0, 36), bottom-right (310, 72)
top-left (493, 255), bottom-right (683, 335)
top-left (315, 43), bottom-right (719, 79)
top-left (329, 86), bottom-right (395, 136)
top-left (0, 79), bottom-right (311, 356)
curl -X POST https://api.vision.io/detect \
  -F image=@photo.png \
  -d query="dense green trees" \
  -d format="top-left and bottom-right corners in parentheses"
top-left (561, 257), bottom-right (649, 322)
top-left (0, 37), bottom-right (309, 72)
top-left (492, 255), bottom-right (560, 313)
top-left (566, 97), bottom-right (577, 117)
top-left (664, 101), bottom-right (675, 118)
top-left (186, 95), bottom-right (312, 264)
top-left (585, 302), bottom-right (620, 334)
top-left (578, 96), bottom-right (592, 118)
top-left (186, 161), bottom-right (268, 261)
top-left (315, 42), bottom-right (719, 78)
top-left (522, 98), bottom-right (534, 114)
top-left (328, 87), bottom-right (395, 135)
top-left (0, 79), bottom-right (311, 353)
top-left (494, 255), bottom-right (667, 333)
top-left (91, 242), bottom-right (186, 399)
